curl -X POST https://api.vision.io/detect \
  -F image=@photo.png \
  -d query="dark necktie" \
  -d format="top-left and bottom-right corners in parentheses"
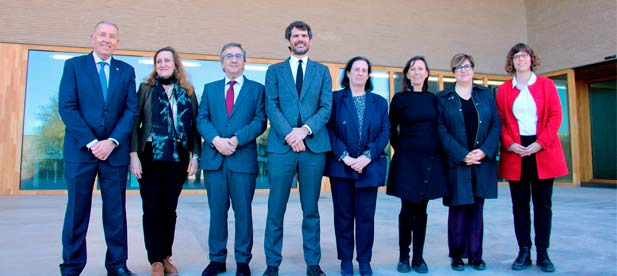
top-left (296, 59), bottom-right (303, 96)
top-left (226, 80), bottom-right (236, 117)
top-left (97, 61), bottom-right (108, 102)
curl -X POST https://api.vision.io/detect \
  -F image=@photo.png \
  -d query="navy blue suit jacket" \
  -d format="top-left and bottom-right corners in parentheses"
top-left (197, 76), bottom-right (267, 173)
top-left (58, 53), bottom-right (138, 166)
top-left (324, 89), bottom-right (390, 188)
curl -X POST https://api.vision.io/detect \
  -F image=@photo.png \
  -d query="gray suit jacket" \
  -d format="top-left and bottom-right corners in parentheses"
top-left (197, 76), bottom-right (267, 173)
top-left (265, 58), bottom-right (332, 153)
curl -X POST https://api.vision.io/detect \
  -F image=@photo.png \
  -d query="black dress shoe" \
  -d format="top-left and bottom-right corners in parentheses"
top-left (451, 258), bottom-right (464, 271)
top-left (411, 258), bottom-right (429, 273)
top-left (469, 259), bottom-right (486, 270)
top-left (107, 267), bottom-right (136, 276)
top-left (537, 250), bottom-right (555, 272)
top-left (397, 256), bottom-right (411, 273)
top-left (359, 262), bottom-right (372, 276)
top-left (512, 246), bottom-right (532, 270)
top-left (262, 266), bottom-right (279, 276)
top-left (202, 261), bottom-right (226, 276)
top-left (237, 262), bottom-right (251, 276)
top-left (340, 260), bottom-right (353, 276)
top-left (307, 265), bottom-right (326, 276)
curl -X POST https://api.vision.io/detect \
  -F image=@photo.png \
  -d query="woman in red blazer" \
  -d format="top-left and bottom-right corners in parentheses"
top-left (496, 43), bottom-right (568, 273)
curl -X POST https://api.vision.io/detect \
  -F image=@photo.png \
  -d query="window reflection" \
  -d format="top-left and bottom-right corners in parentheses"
top-left (548, 75), bottom-right (572, 182)
top-left (337, 69), bottom-right (389, 102)
top-left (20, 50), bottom-right (271, 190)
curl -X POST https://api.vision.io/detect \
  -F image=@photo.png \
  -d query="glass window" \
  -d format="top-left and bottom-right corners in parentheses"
top-left (393, 72), bottom-right (439, 94)
top-left (20, 50), bottom-right (272, 190)
top-left (548, 74), bottom-right (572, 182)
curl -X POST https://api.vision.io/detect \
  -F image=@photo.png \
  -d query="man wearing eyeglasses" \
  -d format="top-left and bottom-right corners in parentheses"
top-left (262, 20), bottom-right (332, 276)
top-left (197, 42), bottom-right (267, 276)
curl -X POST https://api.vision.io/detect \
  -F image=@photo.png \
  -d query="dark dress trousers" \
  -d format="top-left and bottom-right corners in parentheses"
top-left (58, 53), bottom-right (137, 275)
top-left (131, 82), bottom-right (201, 264)
top-left (197, 76), bottom-right (266, 264)
top-left (264, 58), bottom-right (332, 267)
top-left (324, 88), bottom-right (390, 263)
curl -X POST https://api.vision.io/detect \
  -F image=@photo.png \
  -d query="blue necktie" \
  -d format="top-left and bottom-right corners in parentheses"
top-left (98, 61), bottom-right (108, 102)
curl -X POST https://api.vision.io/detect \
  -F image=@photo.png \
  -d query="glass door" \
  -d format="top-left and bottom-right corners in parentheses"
top-left (588, 80), bottom-right (617, 180)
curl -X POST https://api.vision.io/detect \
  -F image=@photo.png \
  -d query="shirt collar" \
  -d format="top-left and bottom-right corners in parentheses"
top-left (290, 56), bottom-right (308, 66)
top-left (225, 75), bottom-right (244, 86)
top-left (92, 52), bottom-right (112, 65)
top-left (512, 72), bottom-right (537, 88)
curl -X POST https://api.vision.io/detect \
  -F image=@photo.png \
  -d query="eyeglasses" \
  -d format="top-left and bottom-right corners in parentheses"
top-left (453, 64), bottom-right (473, 72)
top-left (513, 53), bottom-right (530, 60)
top-left (223, 53), bottom-right (244, 60)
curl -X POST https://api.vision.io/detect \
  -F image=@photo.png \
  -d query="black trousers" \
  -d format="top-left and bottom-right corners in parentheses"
top-left (398, 199), bottom-right (428, 261)
top-left (508, 135), bottom-right (554, 250)
top-left (330, 177), bottom-right (378, 263)
top-left (138, 143), bottom-right (188, 264)
top-left (448, 198), bottom-right (485, 261)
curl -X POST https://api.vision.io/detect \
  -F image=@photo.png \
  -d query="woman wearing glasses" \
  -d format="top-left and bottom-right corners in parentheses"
top-left (386, 56), bottom-right (447, 274)
top-left (325, 56), bottom-right (390, 276)
top-left (496, 43), bottom-right (567, 273)
top-left (437, 53), bottom-right (501, 271)
top-left (130, 46), bottom-right (201, 276)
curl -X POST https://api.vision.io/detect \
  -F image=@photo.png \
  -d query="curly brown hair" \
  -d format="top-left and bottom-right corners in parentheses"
top-left (145, 46), bottom-right (194, 95)
top-left (505, 43), bottom-right (541, 74)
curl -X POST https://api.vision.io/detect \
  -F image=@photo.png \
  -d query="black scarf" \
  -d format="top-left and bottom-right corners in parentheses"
top-left (150, 81), bottom-right (193, 162)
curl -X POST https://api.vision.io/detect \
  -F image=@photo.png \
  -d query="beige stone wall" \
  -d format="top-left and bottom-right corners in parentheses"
top-left (526, 0), bottom-right (617, 73)
top-left (0, 0), bottom-right (527, 74)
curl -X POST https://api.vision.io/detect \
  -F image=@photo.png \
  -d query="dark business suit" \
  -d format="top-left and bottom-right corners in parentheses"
top-left (324, 89), bottom-right (390, 263)
top-left (264, 58), bottom-right (332, 266)
top-left (197, 76), bottom-right (266, 264)
top-left (58, 53), bottom-right (137, 275)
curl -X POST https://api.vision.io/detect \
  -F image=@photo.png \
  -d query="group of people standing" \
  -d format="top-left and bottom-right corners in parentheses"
top-left (57, 19), bottom-right (567, 276)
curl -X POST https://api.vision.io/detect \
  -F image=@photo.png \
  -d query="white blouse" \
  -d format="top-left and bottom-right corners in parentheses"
top-left (512, 73), bottom-right (538, 136)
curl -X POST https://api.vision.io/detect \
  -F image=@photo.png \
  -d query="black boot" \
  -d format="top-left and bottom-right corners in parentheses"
top-left (536, 248), bottom-right (555, 272)
top-left (397, 213), bottom-right (412, 273)
top-left (512, 246), bottom-right (532, 270)
top-left (411, 213), bottom-right (428, 273)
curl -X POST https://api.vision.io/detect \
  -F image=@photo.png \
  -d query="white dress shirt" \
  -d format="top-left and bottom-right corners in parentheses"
top-left (224, 75), bottom-right (244, 104)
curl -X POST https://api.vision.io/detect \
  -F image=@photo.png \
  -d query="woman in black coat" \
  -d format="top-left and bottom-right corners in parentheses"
top-left (437, 53), bottom-right (501, 271)
top-left (386, 56), bottom-right (447, 274)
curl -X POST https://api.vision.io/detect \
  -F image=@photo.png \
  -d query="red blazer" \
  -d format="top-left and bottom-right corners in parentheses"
top-left (496, 75), bottom-right (568, 180)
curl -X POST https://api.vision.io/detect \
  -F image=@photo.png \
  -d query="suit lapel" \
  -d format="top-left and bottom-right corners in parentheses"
top-left (83, 53), bottom-right (105, 104)
top-left (341, 89), bottom-right (360, 139)
top-left (214, 79), bottom-right (227, 117)
top-left (361, 93), bottom-right (377, 138)
top-left (300, 59), bottom-right (318, 101)
top-left (107, 58), bottom-right (121, 103)
top-left (230, 76), bottom-right (250, 117)
top-left (280, 59), bottom-right (297, 99)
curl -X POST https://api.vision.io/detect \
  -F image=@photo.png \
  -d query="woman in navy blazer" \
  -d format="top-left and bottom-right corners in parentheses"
top-left (324, 56), bottom-right (390, 276)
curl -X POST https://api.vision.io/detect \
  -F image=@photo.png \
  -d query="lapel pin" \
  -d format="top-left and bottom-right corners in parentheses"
top-left (115, 67), bottom-right (119, 71)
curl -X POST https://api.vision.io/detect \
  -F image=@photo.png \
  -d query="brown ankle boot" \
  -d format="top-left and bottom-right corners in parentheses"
top-left (151, 262), bottom-right (164, 276)
top-left (163, 257), bottom-right (179, 275)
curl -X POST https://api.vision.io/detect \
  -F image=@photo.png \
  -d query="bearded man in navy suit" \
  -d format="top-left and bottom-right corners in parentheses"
top-left (58, 20), bottom-right (137, 276)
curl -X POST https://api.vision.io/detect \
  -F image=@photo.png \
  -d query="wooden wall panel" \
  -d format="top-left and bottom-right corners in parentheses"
top-left (0, 43), bottom-right (27, 194)
top-left (576, 81), bottom-right (592, 182)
